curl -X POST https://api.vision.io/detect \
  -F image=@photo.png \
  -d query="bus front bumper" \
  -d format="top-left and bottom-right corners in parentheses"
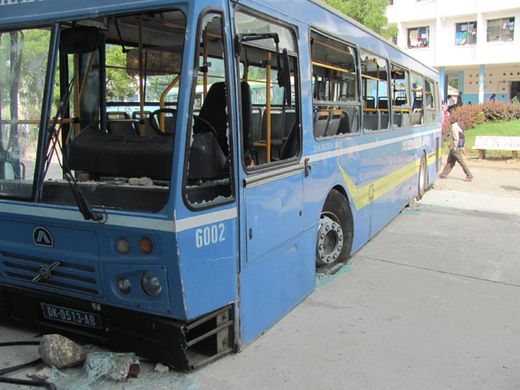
top-left (0, 283), bottom-right (234, 371)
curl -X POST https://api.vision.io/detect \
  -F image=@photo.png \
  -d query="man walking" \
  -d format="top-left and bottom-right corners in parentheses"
top-left (439, 122), bottom-right (473, 181)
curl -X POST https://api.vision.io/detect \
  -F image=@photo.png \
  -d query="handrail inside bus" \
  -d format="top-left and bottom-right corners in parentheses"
top-left (159, 75), bottom-right (181, 132)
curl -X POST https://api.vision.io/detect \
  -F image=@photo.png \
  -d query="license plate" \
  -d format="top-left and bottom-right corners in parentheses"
top-left (41, 303), bottom-right (102, 329)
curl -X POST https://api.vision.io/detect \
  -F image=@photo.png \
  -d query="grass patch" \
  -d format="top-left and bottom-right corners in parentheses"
top-left (442, 119), bottom-right (520, 159)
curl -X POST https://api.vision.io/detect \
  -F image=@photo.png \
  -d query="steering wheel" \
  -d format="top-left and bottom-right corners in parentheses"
top-left (193, 115), bottom-right (218, 140)
top-left (150, 108), bottom-right (177, 136)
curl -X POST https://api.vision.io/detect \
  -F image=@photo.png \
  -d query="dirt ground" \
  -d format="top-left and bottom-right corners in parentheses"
top-left (434, 155), bottom-right (520, 198)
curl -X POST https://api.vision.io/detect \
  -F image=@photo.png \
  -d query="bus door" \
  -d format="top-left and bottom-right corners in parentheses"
top-left (234, 9), bottom-right (315, 346)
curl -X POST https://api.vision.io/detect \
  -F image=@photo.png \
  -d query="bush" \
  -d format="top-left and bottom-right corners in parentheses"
top-left (442, 101), bottom-right (520, 141)
top-left (449, 104), bottom-right (485, 130)
top-left (481, 101), bottom-right (518, 122)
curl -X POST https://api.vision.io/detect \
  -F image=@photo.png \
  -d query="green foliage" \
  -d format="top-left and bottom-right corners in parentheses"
top-left (447, 104), bottom-right (485, 132)
top-left (447, 79), bottom-right (459, 89)
top-left (1, 30), bottom-right (50, 120)
top-left (442, 101), bottom-right (520, 158)
top-left (463, 119), bottom-right (520, 158)
top-left (481, 100), bottom-right (520, 122)
top-left (443, 101), bottom-right (520, 141)
top-left (105, 46), bottom-right (138, 102)
top-left (324, 0), bottom-right (397, 38)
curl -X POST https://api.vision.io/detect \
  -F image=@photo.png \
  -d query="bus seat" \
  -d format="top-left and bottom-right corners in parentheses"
top-left (314, 110), bottom-right (329, 137)
top-left (241, 81), bottom-right (258, 166)
top-left (380, 112), bottom-right (389, 129)
top-left (68, 126), bottom-right (173, 180)
top-left (107, 112), bottom-right (139, 136)
top-left (365, 96), bottom-right (375, 109)
top-left (264, 111), bottom-right (284, 145)
top-left (132, 111), bottom-right (156, 137)
top-left (194, 82), bottom-right (229, 156)
top-left (324, 110), bottom-right (342, 136)
top-left (412, 98), bottom-right (423, 110)
top-left (283, 111), bottom-right (296, 139)
top-left (393, 110), bottom-right (402, 127)
top-left (395, 97), bottom-right (407, 106)
top-left (337, 110), bottom-right (351, 134)
top-left (351, 108), bottom-right (359, 133)
top-left (250, 108), bottom-right (263, 144)
top-left (412, 109), bottom-right (423, 125)
top-left (187, 132), bottom-right (227, 180)
top-left (378, 97), bottom-right (388, 110)
top-left (280, 121), bottom-right (299, 160)
top-left (363, 111), bottom-right (379, 131)
top-left (401, 111), bottom-right (411, 127)
top-left (341, 107), bottom-right (359, 134)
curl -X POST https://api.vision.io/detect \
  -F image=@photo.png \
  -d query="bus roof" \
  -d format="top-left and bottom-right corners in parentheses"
top-left (0, 0), bottom-right (179, 27)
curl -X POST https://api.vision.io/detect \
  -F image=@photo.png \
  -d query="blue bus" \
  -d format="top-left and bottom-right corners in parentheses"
top-left (0, 0), bottom-right (441, 370)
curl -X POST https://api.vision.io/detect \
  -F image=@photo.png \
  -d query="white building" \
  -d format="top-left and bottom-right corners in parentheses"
top-left (386, 0), bottom-right (520, 104)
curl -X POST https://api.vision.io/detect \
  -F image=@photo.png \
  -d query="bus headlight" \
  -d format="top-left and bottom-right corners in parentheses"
top-left (117, 277), bottom-right (132, 294)
top-left (141, 272), bottom-right (162, 297)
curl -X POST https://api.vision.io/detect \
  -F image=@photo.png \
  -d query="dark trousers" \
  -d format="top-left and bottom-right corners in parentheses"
top-left (440, 148), bottom-right (473, 179)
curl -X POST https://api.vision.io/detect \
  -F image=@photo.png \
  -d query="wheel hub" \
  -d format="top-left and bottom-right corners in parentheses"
top-left (316, 216), bottom-right (343, 266)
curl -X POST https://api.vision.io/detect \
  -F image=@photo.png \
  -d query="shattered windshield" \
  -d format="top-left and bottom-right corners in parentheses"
top-left (0, 9), bottom-right (186, 213)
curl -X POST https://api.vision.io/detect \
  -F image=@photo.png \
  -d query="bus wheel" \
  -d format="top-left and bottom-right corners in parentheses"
top-left (417, 152), bottom-right (427, 200)
top-left (316, 190), bottom-right (354, 274)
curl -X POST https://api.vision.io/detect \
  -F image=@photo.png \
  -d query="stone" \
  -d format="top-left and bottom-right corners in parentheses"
top-left (154, 362), bottom-right (170, 374)
top-left (38, 334), bottom-right (87, 369)
top-left (28, 367), bottom-right (53, 381)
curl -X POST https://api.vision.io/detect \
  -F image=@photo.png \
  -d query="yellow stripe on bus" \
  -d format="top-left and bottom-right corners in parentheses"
top-left (339, 151), bottom-right (437, 210)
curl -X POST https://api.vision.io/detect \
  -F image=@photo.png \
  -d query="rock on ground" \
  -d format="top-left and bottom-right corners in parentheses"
top-left (38, 334), bottom-right (87, 369)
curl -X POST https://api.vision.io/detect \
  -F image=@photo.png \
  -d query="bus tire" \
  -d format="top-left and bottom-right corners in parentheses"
top-left (316, 189), bottom-right (354, 274)
top-left (417, 152), bottom-right (427, 200)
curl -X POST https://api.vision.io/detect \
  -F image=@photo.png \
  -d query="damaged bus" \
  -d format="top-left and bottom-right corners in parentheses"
top-left (0, 0), bottom-right (441, 370)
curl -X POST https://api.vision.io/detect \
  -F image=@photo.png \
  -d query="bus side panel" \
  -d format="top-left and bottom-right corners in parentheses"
top-left (239, 229), bottom-right (315, 346)
top-left (303, 140), bottom-right (372, 258)
top-left (369, 129), bottom-right (417, 238)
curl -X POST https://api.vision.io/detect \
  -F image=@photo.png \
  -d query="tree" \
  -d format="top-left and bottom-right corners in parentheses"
top-left (324, 0), bottom-right (398, 39)
top-left (105, 45), bottom-right (138, 102)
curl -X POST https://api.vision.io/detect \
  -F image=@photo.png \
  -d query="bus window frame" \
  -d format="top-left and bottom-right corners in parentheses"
top-left (310, 28), bottom-right (363, 141)
top-left (233, 6), bottom-right (303, 173)
top-left (182, 9), bottom-right (236, 212)
top-left (424, 77), bottom-right (437, 125)
top-left (390, 62), bottom-right (412, 131)
top-left (410, 70), bottom-right (425, 127)
top-left (359, 47), bottom-right (391, 134)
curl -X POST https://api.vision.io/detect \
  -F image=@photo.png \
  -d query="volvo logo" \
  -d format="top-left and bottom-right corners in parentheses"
top-left (33, 261), bottom-right (60, 282)
top-left (33, 227), bottom-right (54, 248)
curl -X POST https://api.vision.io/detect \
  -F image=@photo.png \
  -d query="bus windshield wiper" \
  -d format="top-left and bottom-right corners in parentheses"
top-left (41, 77), bottom-right (105, 223)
